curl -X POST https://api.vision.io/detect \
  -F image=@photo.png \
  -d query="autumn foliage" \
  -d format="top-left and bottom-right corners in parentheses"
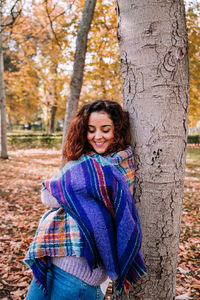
top-left (3, 0), bottom-right (199, 131)
top-left (4, 0), bottom-right (121, 133)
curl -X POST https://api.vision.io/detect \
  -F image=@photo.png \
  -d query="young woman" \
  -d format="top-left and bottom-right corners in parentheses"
top-left (25, 100), bottom-right (146, 300)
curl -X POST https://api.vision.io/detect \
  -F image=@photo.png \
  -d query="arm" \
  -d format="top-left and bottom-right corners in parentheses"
top-left (41, 188), bottom-right (60, 208)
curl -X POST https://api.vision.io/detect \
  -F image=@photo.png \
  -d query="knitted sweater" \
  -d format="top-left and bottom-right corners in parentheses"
top-left (41, 189), bottom-right (108, 286)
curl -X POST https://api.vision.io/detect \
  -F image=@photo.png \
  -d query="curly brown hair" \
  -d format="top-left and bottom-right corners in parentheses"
top-left (62, 99), bottom-right (131, 163)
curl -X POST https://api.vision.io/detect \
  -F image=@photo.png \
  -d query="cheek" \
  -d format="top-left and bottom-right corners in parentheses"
top-left (108, 131), bottom-right (114, 141)
top-left (87, 132), bottom-right (92, 142)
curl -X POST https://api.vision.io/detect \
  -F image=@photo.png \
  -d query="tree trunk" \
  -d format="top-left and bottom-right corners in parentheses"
top-left (62, 0), bottom-right (97, 147)
top-left (50, 105), bottom-right (57, 134)
top-left (8, 113), bottom-right (12, 131)
top-left (49, 55), bottom-right (58, 134)
top-left (0, 7), bottom-right (8, 159)
top-left (115, 0), bottom-right (189, 299)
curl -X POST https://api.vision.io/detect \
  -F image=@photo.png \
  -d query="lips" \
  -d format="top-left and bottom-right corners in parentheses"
top-left (94, 142), bottom-right (105, 146)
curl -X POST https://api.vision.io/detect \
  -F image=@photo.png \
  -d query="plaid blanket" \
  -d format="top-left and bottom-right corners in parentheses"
top-left (24, 147), bottom-right (146, 294)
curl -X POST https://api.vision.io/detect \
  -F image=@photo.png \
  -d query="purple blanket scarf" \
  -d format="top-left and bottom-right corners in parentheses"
top-left (25, 147), bottom-right (146, 294)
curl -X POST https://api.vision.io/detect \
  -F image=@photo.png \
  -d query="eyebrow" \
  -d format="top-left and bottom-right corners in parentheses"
top-left (88, 125), bottom-right (112, 128)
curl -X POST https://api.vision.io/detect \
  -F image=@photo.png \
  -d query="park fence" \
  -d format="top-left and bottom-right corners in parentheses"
top-left (7, 133), bottom-right (62, 148)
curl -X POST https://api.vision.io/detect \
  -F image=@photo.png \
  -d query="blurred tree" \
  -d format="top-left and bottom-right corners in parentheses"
top-left (0, 3), bottom-right (7, 158)
top-left (4, 14), bottom-right (39, 126)
top-left (0, 0), bottom-right (22, 159)
top-left (186, 1), bottom-right (200, 126)
top-left (32, 0), bottom-right (69, 133)
top-left (62, 0), bottom-right (97, 145)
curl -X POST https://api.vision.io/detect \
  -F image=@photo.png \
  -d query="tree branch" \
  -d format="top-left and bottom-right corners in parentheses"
top-left (44, 0), bottom-right (62, 49)
top-left (1, 0), bottom-right (22, 31)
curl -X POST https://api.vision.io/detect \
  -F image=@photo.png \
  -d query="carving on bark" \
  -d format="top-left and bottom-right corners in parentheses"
top-left (120, 51), bottom-right (144, 106)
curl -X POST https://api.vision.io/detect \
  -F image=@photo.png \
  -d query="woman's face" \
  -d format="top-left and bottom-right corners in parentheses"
top-left (87, 111), bottom-right (114, 155)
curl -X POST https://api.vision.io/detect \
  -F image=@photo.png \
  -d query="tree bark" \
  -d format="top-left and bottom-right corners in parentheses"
top-left (62, 0), bottom-right (97, 147)
top-left (115, 0), bottom-right (189, 299)
top-left (0, 7), bottom-right (8, 159)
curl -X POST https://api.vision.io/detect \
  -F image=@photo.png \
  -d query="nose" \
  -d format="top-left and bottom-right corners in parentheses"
top-left (95, 130), bottom-right (102, 139)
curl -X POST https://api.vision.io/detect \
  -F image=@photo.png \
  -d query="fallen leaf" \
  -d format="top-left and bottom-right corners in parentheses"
top-left (175, 293), bottom-right (192, 299)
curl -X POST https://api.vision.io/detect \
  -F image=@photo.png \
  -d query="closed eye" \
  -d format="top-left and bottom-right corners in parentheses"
top-left (88, 129), bottom-right (95, 133)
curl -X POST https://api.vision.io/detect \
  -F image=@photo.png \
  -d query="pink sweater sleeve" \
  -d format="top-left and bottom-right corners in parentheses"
top-left (41, 188), bottom-right (60, 208)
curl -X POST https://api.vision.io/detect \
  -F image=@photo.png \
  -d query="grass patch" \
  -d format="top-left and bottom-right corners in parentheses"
top-left (186, 147), bottom-right (200, 166)
top-left (186, 147), bottom-right (200, 179)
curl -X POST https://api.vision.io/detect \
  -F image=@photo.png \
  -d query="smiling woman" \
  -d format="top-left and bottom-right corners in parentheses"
top-left (24, 99), bottom-right (146, 300)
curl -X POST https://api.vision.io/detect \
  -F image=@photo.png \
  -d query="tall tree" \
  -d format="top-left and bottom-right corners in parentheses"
top-left (62, 0), bottom-right (97, 146)
top-left (115, 0), bottom-right (189, 299)
top-left (0, 0), bottom-right (21, 159)
top-left (186, 2), bottom-right (200, 126)
top-left (36, 0), bottom-right (70, 133)
top-left (0, 3), bottom-right (7, 158)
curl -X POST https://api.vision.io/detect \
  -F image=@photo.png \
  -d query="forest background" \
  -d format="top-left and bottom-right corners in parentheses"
top-left (0, 0), bottom-right (200, 299)
top-left (2, 0), bottom-right (200, 135)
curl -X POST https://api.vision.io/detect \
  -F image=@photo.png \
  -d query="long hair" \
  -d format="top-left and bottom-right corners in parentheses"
top-left (62, 100), bottom-right (131, 164)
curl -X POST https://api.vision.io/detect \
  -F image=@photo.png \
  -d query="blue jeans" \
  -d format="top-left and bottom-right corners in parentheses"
top-left (26, 264), bottom-right (104, 300)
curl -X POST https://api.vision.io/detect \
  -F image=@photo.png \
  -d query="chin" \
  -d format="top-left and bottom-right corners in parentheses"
top-left (94, 149), bottom-right (107, 155)
top-left (91, 145), bottom-right (108, 155)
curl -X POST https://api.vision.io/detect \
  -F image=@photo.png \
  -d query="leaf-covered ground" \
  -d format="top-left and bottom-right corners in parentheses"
top-left (176, 146), bottom-right (200, 300)
top-left (0, 147), bottom-right (199, 299)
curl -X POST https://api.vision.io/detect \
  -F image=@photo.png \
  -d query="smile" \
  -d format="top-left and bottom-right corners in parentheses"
top-left (94, 142), bottom-right (105, 146)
